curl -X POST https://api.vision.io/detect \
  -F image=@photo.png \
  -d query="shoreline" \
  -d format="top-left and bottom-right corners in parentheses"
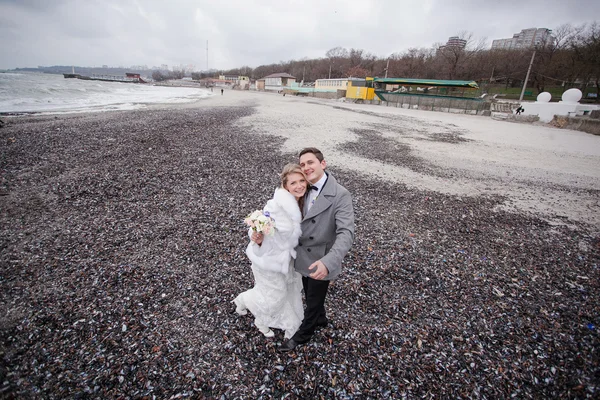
top-left (3, 89), bottom-right (599, 228)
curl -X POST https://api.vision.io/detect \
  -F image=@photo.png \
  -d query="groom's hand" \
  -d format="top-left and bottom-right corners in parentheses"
top-left (308, 261), bottom-right (329, 280)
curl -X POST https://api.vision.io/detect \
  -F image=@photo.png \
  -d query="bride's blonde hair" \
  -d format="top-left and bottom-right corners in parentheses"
top-left (280, 163), bottom-right (306, 187)
top-left (280, 163), bottom-right (308, 212)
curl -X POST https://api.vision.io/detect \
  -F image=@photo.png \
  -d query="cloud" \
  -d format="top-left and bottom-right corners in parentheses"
top-left (0, 0), bottom-right (598, 70)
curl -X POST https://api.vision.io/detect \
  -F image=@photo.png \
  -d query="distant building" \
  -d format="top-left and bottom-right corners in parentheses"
top-left (261, 73), bottom-right (296, 92)
top-left (445, 36), bottom-right (467, 48)
top-left (218, 75), bottom-right (250, 89)
top-left (491, 38), bottom-right (515, 50)
top-left (315, 78), bottom-right (367, 92)
top-left (438, 36), bottom-right (467, 52)
top-left (219, 74), bottom-right (239, 81)
top-left (315, 78), bottom-right (350, 90)
top-left (491, 28), bottom-right (554, 50)
top-left (235, 76), bottom-right (250, 90)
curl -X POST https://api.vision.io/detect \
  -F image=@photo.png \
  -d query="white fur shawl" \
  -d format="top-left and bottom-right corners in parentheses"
top-left (246, 188), bottom-right (302, 274)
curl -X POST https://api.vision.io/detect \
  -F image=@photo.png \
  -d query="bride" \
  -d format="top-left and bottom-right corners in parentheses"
top-left (233, 163), bottom-right (307, 338)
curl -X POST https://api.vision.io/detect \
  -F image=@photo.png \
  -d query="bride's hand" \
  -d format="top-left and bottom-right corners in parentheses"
top-left (251, 232), bottom-right (264, 245)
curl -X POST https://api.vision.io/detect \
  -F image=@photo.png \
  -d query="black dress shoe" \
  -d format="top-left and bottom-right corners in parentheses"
top-left (316, 318), bottom-right (328, 328)
top-left (279, 339), bottom-right (299, 352)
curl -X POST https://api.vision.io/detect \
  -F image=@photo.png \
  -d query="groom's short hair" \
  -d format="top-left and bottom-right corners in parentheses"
top-left (299, 147), bottom-right (324, 162)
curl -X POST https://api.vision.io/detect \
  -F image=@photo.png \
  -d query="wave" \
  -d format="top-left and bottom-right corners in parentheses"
top-left (0, 72), bottom-right (213, 113)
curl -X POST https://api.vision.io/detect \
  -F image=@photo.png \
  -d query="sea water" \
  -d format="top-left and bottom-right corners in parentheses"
top-left (0, 72), bottom-right (213, 114)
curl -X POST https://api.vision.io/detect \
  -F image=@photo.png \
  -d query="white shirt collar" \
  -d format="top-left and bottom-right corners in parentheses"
top-left (311, 172), bottom-right (328, 193)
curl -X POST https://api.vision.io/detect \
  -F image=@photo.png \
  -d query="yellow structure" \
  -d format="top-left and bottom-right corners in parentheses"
top-left (346, 77), bottom-right (376, 100)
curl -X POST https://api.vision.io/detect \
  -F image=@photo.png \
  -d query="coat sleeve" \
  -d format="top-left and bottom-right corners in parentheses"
top-left (320, 188), bottom-right (355, 279)
top-left (245, 205), bottom-right (300, 274)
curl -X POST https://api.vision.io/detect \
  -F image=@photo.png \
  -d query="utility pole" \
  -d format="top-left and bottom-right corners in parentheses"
top-left (328, 64), bottom-right (332, 79)
top-left (519, 50), bottom-right (536, 102)
top-left (384, 58), bottom-right (390, 78)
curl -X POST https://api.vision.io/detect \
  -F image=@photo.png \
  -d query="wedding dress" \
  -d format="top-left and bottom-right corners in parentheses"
top-left (234, 188), bottom-right (304, 339)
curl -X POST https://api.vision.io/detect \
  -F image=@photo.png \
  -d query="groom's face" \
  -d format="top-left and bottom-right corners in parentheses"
top-left (299, 152), bottom-right (326, 184)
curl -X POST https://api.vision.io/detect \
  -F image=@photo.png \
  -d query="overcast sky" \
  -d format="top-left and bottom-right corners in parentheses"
top-left (1, 0), bottom-right (598, 71)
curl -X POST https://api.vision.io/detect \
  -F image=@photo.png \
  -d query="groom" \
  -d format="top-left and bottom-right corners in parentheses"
top-left (279, 147), bottom-right (355, 352)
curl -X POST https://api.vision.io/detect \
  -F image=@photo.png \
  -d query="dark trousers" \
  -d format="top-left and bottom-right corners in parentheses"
top-left (292, 276), bottom-right (330, 344)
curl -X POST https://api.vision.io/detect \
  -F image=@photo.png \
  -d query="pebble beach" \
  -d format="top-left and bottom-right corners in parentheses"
top-left (1, 89), bottom-right (599, 398)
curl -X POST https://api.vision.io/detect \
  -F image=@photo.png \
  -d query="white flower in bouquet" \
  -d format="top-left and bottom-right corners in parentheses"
top-left (244, 210), bottom-right (276, 235)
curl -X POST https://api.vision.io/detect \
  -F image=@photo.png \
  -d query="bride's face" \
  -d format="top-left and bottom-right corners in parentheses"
top-left (285, 172), bottom-right (307, 200)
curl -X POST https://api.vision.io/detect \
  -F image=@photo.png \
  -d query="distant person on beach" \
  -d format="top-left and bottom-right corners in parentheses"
top-left (221, 88), bottom-right (224, 95)
top-left (233, 164), bottom-right (306, 339)
top-left (279, 147), bottom-right (355, 352)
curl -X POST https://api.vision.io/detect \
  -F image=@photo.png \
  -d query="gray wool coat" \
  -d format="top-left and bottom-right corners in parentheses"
top-left (294, 172), bottom-right (355, 280)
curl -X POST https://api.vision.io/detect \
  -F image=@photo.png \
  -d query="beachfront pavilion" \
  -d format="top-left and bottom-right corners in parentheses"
top-left (285, 78), bottom-right (366, 98)
top-left (346, 77), bottom-right (480, 101)
top-left (315, 78), bottom-right (365, 91)
top-left (261, 73), bottom-right (296, 92)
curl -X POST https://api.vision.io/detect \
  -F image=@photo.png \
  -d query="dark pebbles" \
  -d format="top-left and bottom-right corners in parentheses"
top-left (0, 106), bottom-right (598, 399)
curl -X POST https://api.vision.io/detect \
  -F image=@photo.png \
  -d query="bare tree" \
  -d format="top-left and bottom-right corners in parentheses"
top-left (152, 70), bottom-right (184, 81)
top-left (172, 69), bottom-right (185, 80)
top-left (325, 47), bottom-right (349, 78)
top-left (399, 48), bottom-right (433, 78)
top-left (544, 24), bottom-right (586, 88)
top-left (151, 71), bottom-right (167, 82)
top-left (436, 31), bottom-right (486, 80)
top-left (571, 22), bottom-right (600, 101)
top-left (486, 48), bottom-right (530, 89)
top-left (221, 21), bottom-right (598, 92)
top-left (346, 66), bottom-right (370, 78)
top-left (530, 24), bottom-right (584, 94)
top-left (325, 47), bottom-right (349, 59)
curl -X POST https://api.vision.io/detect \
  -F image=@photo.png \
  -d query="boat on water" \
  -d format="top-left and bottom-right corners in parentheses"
top-left (63, 72), bottom-right (147, 83)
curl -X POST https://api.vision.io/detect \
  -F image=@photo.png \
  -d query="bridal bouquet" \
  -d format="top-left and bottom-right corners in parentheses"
top-left (244, 210), bottom-right (276, 236)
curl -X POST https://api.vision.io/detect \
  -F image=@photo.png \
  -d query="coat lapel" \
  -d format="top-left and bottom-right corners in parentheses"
top-left (304, 194), bottom-right (332, 219)
top-left (303, 172), bottom-right (337, 221)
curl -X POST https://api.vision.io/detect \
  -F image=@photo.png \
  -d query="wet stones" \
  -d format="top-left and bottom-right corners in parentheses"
top-left (0, 106), bottom-right (598, 398)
